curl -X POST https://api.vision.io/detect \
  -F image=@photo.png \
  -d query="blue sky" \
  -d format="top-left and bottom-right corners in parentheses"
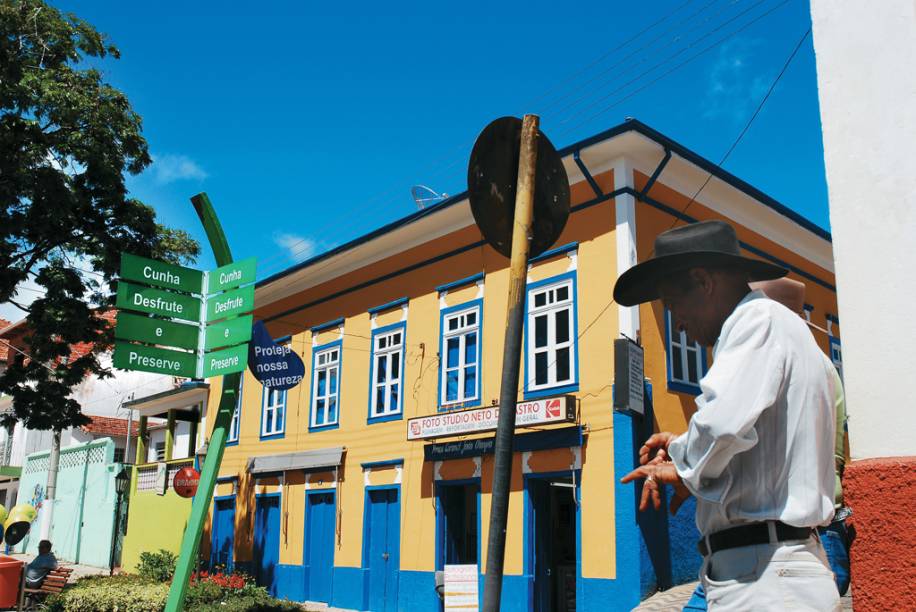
top-left (54, 0), bottom-right (827, 279)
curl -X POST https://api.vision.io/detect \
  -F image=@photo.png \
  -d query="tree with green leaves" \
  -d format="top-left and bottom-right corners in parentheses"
top-left (0, 0), bottom-right (199, 433)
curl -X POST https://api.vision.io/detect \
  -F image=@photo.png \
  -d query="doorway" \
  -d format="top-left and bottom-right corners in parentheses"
top-left (527, 475), bottom-right (577, 612)
top-left (363, 486), bottom-right (400, 612)
top-left (211, 496), bottom-right (236, 570)
top-left (436, 481), bottom-right (479, 567)
top-left (305, 490), bottom-right (336, 603)
top-left (254, 493), bottom-right (281, 596)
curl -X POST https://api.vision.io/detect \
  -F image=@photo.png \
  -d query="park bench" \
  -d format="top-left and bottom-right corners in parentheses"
top-left (18, 566), bottom-right (74, 610)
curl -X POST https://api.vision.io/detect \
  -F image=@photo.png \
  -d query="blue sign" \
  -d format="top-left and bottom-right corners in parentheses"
top-left (423, 426), bottom-right (583, 462)
top-left (248, 320), bottom-right (305, 390)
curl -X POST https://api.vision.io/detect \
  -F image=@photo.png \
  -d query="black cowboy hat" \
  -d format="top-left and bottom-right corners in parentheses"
top-left (613, 220), bottom-right (787, 306)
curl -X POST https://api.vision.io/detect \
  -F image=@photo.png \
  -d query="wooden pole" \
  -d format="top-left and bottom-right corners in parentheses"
top-left (482, 114), bottom-right (539, 612)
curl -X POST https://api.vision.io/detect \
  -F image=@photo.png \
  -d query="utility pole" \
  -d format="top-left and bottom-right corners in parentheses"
top-left (39, 429), bottom-right (61, 541)
top-left (481, 114), bottom-right (539, 612)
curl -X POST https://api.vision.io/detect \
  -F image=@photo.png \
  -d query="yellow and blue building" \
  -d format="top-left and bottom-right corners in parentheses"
top-left (193, 119), bottom-right (840, 611)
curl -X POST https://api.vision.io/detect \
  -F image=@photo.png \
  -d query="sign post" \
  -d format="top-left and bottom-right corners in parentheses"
top-left (162, 193), bottom-right (252, 612)
top-left (113, 233), bottom-right (258, 612)
top-left (466, 115), bottom-right (569, 612)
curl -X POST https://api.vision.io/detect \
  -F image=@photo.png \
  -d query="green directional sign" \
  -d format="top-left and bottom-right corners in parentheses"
top-left (115, 312), bottom-right (199, 350)
top-left (120, 253), bottom-right (204, 294)
top-left (209, 257), bottom-right (257, 293)
top-left (117, 281), bottom-right (202, 321)
top-left (113, 342), bottom-right (197, 378)
top-left (206, 285), bottom-right (255, 321)
top-left (202, 343), bottom-right (248, 378)
top-left (205, 315), bottom-right (253, 351)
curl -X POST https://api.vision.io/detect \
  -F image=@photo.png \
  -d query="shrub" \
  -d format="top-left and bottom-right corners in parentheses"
top-left (137, 549), bottom-right (178, 582)
top-left (184, 579), bottom-right (224, 608)
top-left (46, 575), bottom-right (169, 611)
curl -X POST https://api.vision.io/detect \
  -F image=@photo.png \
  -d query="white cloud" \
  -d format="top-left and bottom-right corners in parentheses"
top-left (150, 154), bottom-right (208, 184)
top-left (703, 39), bottom-right (769, 122)
top-left (273, 232), bottom-right (317, 263)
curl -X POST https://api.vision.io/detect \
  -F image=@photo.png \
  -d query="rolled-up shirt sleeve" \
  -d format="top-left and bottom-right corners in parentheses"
top-left (668, 307), bottom-right (786, 504)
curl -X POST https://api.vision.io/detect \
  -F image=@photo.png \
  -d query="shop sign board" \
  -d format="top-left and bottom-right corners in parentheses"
top-left (173, 466), bottom-right (200, 498)
top-left (423, 425), bottom-right (582, 461)
top-left (613, 338), bottom-right (644, 415)
top-left (116, 281), bottom-right (201, 321)
top-left (444, 565), bottom-right (479, 612)
top-left (113, 341), bottom-right (197, 378)
top-left (119, 253), bottom-right (204, 294)
top-left (115, 312), bottom-right (199, 350)
top-left (407, 396), bottom-right (574, 441)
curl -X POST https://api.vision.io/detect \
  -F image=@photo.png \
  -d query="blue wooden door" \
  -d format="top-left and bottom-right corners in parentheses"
top-left (211, 497), bottom-right (235, 570)
top-left (254, 494), bottom-right (281, 596)
top-left (305, 491), bottom-right (335, 603)
top-left (365, 488), bottom-right (400, 612)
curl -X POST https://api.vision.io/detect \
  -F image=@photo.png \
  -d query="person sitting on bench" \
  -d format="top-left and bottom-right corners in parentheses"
top-left (25, 540), bottom-right (58, 588)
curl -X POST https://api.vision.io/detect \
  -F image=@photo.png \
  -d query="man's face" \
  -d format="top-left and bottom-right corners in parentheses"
top-left (657, 269), bottom-right (720, 347)
top-left (38, 543), bottom-right (50, 554)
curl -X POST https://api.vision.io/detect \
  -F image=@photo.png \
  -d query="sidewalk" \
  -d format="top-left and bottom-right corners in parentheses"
top-left (8, 553), bottom-right (110, 581)
top-left (633, 581), bottom-right (854, 611)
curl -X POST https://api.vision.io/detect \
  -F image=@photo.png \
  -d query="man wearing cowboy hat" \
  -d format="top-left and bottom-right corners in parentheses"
top-left (617, 220), bottom-right (840, 610)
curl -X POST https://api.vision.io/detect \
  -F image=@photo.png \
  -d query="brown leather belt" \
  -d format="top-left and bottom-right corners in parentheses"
top-left (698, 521), bottom-right (814, 556)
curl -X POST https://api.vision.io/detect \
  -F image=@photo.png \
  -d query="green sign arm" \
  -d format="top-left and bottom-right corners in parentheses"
top-left (165, 193), bottom-right (241, 612)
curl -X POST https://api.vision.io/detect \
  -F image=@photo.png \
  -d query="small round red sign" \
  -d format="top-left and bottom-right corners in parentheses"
top-left (173, 466), bottom-right (200, 498)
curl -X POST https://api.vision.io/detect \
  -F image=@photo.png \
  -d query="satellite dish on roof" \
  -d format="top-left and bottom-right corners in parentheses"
top-left (411, 185), bottom-right (448, 210)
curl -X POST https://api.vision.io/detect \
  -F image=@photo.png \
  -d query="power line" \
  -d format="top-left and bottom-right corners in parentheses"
top-left (252, 0), bottom-right (736, 276)
top-left (531, 0), bottom-right (700, 111)
top-left (544, 0), bottom-right (736, 119)
top-left (670, 25), bottom-right (811, 229)
top-left (553, 0), bottom-right (788, 134)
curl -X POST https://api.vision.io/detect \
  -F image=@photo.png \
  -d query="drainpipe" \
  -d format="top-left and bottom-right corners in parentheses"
top-left (39, 429), bottom-right (61, 541)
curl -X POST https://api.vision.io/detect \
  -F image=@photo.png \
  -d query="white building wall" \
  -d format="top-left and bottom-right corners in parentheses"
top-left (810, 0), bottom-right (916, 458)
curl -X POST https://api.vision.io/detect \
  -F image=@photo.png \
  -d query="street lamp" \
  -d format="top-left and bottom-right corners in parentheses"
top-left (195, 442), bottom-right (208, 472)
top-left (110, 467), bottom-right (131, 574)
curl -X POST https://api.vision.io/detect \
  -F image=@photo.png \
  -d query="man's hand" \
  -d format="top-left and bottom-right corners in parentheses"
top-left (639, 432), bottom-right (678, 466)
top-left (620, 462), bottom-right (692, 515)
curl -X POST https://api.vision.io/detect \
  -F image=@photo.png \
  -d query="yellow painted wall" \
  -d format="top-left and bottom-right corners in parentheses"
top-left (203, 168), bottom-right (625, 582)
top-left (121, 464), bottom-right (193, 571)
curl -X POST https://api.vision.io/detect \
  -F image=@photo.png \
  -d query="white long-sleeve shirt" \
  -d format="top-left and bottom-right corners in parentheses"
top-left (667, 290), bottom-right (836, 537)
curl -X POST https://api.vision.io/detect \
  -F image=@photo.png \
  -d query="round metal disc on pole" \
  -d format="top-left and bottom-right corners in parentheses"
top-left (467, 116), bottom-right (571, 259)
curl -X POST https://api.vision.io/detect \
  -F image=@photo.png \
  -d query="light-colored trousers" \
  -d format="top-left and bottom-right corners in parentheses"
top-left (701, 533), bottom-right (841, 611)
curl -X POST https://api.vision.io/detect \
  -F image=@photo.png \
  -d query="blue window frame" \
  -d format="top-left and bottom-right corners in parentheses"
top-left (310, 340), bottom-right (342, 431)
top-left (260, 387), bottom-right (286, 440)
top-left (438, 300), bottom-right (483, 410)
top-left (664, 309), bottom-right (708, 395)
top-left (227, 377), bottom-right (242, 445)
top-left (524, 273), bottom-right (579, 399)
top-left (368, 323), bottom-right (406, 423)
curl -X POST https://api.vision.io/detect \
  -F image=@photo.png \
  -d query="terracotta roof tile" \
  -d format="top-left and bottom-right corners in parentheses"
top-left (81, 415), bottom-right (140, 438)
